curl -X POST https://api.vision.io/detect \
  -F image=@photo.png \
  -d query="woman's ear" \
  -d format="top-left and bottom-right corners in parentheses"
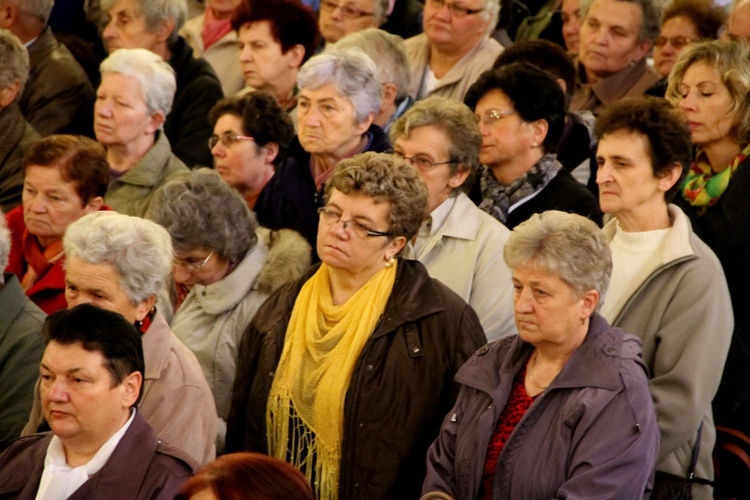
top-left (134, 295), bottom-right (157, 322)
top-left (385, 236), bottom-right (407, 261)
top-left (262, 142), bottom-right (280, 165)
top-left (581, 289), bottom-right (600, 318)
top-left (529, 119), bottom-right (549, 149)
top-left (657, 162), bottom-right (683, 192)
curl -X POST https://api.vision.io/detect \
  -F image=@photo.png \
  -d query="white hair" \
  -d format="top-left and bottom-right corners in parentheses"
top-left (100, 48), bottom-right (177, 116)
top-left (100, 0), bottom-right (187, 43)
top-left (298, 47), bottom-right (382, 123)
top-left (7, 0), bottom-right (54, 22)
top-left (0, 28), bottom-right (29, 90)
top-left (63, 211), bottom-right (173, 304)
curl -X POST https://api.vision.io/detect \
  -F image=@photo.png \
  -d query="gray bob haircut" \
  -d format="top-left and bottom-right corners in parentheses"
top-left (481, 0), bottom-right (502, 35)
top-left (298, 47), bottom-right (382, 124)
top-left (101, 0), bottom-right (187, 44)
top-left (63, 211), bottom-right (173, 304)
top-left (9, 0), bottom-right (54, 23)
top-left (100, 48), bottom-right (177, 117)
top-left (333, 28), bottom-right (410, 102)
top-left (0, 209), bottom-right (10, 276)
top-left (504, 211), bottom-right (612, 311)
top-left (580, 0), bottom-right (661, 42)
top-left (0, 29), bottom-right (29, 90)
top-left (147, 168), bottom-right (258, 263)
top-left (390, 96), bottom-right (481, 187)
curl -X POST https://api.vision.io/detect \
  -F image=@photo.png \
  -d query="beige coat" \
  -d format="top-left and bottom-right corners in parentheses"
top-left (405, 34), bottom-right (503, 102)
top-left (571, 58), bottom-right (661, 115)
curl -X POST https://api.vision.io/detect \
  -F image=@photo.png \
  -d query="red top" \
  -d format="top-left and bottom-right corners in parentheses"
top-left (480, 367), bottom-right (537, 499)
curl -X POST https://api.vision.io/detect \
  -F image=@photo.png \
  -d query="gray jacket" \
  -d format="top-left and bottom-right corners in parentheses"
top-left (423, 314), bottom-right (659, 499)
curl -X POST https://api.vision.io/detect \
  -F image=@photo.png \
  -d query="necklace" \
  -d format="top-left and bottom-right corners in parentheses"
top-left (527, 351), bottom-right (550, 389)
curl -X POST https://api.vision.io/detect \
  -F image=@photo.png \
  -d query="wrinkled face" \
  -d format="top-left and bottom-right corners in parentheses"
top-left (317, 189), bottom-right (404, 278)
top-left (653, 16), bottom-right (700, 78)
top-left (237, 21), bottom-right (301, 95)
top-left (297, 83), bottom-right (371, 158)
top-left (676, 61), bottom-right (737, 149)
top-left (318, 0), bottom-right (380, 44)
top-left (579, 0), bottom-right (649, 79)
top-left (394, 125), bottom-right (468, 213)
top-left (65, 255), bottom-right (151, 323)
top-left (211, 113), bottom-right (271, 192)
top-left (561, 0), bottom-right (581, 52)
top-left (102, 0), bottom-right (161, 53)
top-left (475, 89), bottom-right (535, 173)
top-left (172, 247), bottom-right (232, 288)
top-left (596, 130), bottom-right (674, 221)
top-left (422, 0), bottom-right (490, 53)
top-left (23, 166), bottom-right (95, 244)
top-left (40, 341), bottom-right (139, 450)
top-left (95, 72), bottom-right (160, 149)
top-left (512, 264), bottom-right (590, 348)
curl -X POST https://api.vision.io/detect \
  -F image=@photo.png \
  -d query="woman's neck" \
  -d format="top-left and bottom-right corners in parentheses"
top-left (615, 200), bottom-right (672, 233)
top-left (488, 149), bottom-right (544, 185)
top-left (106, 135), bottom-right (157, 174)
top-left (327, 265), bottom-right (383, 306)
top-left (702, 139), bottom-right (743, 174)
top-left (428, 40), bottom-right (478, 78)
top-left (266, 76), bottom-right (297, 108)
top-left (312, 135), bottom-right (367, 175)
top-left (241, 168), bottom-right (275, 210)
top-left (37, 235), bottom-right (61, 249)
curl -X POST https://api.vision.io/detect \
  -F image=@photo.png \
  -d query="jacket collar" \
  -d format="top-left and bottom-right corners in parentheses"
top-left (26, 27), bottom-right (56, 65)
top-left (141, 311), bottom-right (173, 381)
top-left (579, 58), bottom-right (654, 105)
top-left (116, 132), bottom-right (174, 187)
top-left (411, 34), bottom-right (495, 93)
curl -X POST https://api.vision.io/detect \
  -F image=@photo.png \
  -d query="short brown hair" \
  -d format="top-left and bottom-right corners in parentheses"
top-left (325, 152), bottom-right (428, 240)
top-left (24, 135), bottom-right (109, 205)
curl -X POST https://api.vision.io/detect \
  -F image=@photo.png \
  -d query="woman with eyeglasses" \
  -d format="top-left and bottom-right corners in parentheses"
top-left (318, 0), bottom-right (388, 45)
top-left (464, 63), bottom-right (602, 230)
top-left (208, 92), bottom-right (295, 209)
top-left (391, 96), bottom-right (514, 341)
top-left (95, 48), bottom-right (189, 218)
top-left (148, 168), bottom-right (310, 454)
top-left (405, 0), bottom-right (502, 102)
top-left (227, 152), bottom-right (486, 499)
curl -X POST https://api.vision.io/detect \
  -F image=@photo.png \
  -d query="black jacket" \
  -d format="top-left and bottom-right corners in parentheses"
top-left (226, 259), bottom-right (486, 499)
top-left (166, 37), bottom-right (224, 168)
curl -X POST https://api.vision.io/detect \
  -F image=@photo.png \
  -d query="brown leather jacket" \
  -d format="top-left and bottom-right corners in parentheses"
top-left (226, 259), bottom-right (487, 499)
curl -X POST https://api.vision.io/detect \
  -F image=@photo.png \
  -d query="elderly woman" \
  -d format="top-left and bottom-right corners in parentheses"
top-left (423, 210), bottom-right (659, 498)
top-left (255, 47), bottom-right (390, 251)
top-left (95, 48), bottom-right (188, 217)
top-left (405, 0), bottom-right (502, 101)
top-left (208, 92), bottom-right (296, 209)
top-left (227, 152), bottom-right (486, 499)
top-left (570, 0), bottom-right (661, 114)
top-left (390, 96), bottom-right (514, 341)
top-left (231, 0), bottom-right (319, 116)
top-left (148, 169), bottom-right (310, 452)
top-left (318, 0), bottom-right (388, 45)
top-left (5, 135), bottom-right (107, 314)
top-left (176, 452), bottom-right (314, 500)
top-left (596, 97), bottom-right (732, 497)
top-left (16, 211), bottom-right (220, 467)
top-left (666, 39), bottom-right (750, 434)
top-left (181, 0), bottom-right (245, 95)
top-left (464, 63), bottom-right (601, 229)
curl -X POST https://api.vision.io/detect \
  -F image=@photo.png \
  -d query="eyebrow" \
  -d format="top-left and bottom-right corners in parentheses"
top-left (327, 202), bottom-right (377, 224)
top-left (40, 363), bottom-right (88, 376)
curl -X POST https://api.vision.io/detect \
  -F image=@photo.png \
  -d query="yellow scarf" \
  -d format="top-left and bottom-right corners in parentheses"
top-left (267, 261), bottom-right (397, 500)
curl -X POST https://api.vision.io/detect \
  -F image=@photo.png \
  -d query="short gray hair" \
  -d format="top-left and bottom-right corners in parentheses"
top-left (101, 0), bottom-right (187, 44)
top-left (63, 211), bottom-right (173, 304)
top-left (147, 169), bottom-right (258, 263)
top-left (100, 48), bottom-right (177, 117)
top-left (7, 0), bottom-right (54, 23)
top-left (298, 47), bottom-right (382, 123)
top-left (390, 96), bottom-right (481, 190)
top-left (0, 28), bottom-right (29, 90)
top-left (0, 209), bottom-right (10, 275)
top-left (372, 0), bottom-right (390, 25)
top-left (481, 0), bottom-right (502, 33)
top-left (333, 28), bottom-right (410, 102)
top-left (504, 211), bottom-right (612, 309)
top-left (581, 0), bottom-right (661, 42)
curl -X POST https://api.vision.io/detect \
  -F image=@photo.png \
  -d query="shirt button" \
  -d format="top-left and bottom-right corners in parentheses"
top-left (366, 364), bottom-right (374, 371)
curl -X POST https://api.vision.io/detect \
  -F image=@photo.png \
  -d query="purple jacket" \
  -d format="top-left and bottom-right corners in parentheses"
top-left (0, 410), bottom-right (196, 499)
top-left (423, 314), bottom-right (659, 499)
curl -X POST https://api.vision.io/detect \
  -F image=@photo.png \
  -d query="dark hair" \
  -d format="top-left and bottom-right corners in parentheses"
top-left (23, 135), bottom-right (109, 205)
top-left (208, 91), bottom-right (295, 168)
top-left (464, 63), bottom-right (566, 154)
top-left (231, 0), bottom-right (320, 65)
top-left (595, 96), bottom-right (691, 201)
top-left (43, 304), bottom-right (145, 406)
top-left (662, 0), bottom-right (727, 40)
top-left (493, 40), bottom-right (576, 111)
top-left (175, 452), bottom-right (314, 500)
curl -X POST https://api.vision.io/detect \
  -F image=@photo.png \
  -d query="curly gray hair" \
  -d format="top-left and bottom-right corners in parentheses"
top-left (504, 210), bottom-right (612, 310)
top-left (101, 0), bottom-right (187, 44)
top-left (147, 168), bottom-right (258, 263)
top-left (0, 29), bottom-right (29, 90)
top-left (63, 211), bottom-right (173, 304)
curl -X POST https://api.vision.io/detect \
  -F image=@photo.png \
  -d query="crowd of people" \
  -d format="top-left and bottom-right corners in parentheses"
top-left (0, 0), bottom-right (749, 498)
